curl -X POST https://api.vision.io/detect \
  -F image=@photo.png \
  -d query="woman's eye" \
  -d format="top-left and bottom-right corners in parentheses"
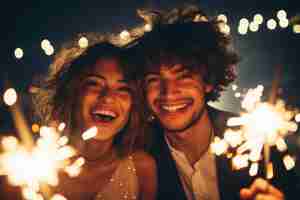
top-left (117, 86), bottom-right (131, 94)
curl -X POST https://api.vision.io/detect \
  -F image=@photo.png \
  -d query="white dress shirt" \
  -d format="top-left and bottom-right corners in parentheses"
top-left (165, 136), bottom-right (220, 200)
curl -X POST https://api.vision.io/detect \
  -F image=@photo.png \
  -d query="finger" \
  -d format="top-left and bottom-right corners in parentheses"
top-left (251, 178), bottom-right (269, 192)
top-left (255, 193), bottom-right (283, 200)
top-left (250, 178), bottom-right (284, 199)
top-left (240, 188), bottom-right (253, 199)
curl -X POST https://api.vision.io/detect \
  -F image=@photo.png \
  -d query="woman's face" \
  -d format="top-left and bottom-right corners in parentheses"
top-left (75, 58), bottom-right (132, 141)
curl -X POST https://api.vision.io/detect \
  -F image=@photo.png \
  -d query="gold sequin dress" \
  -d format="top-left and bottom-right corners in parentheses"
top-left (95, 156), bottom-right (139, 200)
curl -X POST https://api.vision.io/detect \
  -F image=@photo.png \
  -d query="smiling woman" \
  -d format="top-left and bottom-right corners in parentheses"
top-left (30, 39), bottom-right (157, 200)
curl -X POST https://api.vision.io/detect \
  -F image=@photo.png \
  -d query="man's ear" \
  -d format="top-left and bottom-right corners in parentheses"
top-left (205, 84), bottom-right (214, 93)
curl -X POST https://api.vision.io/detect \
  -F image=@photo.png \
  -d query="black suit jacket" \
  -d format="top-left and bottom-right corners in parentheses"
top-left (149, 106), bottom-right (300, 200)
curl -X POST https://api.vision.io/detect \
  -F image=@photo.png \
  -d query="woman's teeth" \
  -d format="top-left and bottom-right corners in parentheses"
top-left (92, 110), bottom-right (117, 121)
top-left (161, 103), bottom-right (188, 112)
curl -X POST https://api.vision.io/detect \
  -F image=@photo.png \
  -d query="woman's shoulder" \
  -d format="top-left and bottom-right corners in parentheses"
top-left (130, 150), bottom-right (156, 170)
top-left (130, 151), bottom-right (157, 200)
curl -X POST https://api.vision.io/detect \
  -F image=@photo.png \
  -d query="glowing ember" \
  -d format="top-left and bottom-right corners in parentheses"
top-left (211, 85), bottom-right (298, 176)
top-left (82, 126), bottom-right (98, 140)
top-left (3, 88), bottom-right (18, 106)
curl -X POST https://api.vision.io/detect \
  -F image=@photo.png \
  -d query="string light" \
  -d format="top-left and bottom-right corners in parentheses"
top-left (119, 30), bottom-right (130, 40)
top-left (14, 48), bottom-right (24, 59)
top-left (3, 88), bottom-right (18, 106)
top-left (267, 19), bottom-right (277, 30)
top-left (249, 22), bottom-right (259, 32)
top-left (78, 37), bottom-right (89, 48)
top-left (279, 18), bottom-right (289, 28)
top-left (253, 14), bottom-right (264, 25)
top-left (41, 39), bottom-right (51, 50)
top-left (144, 24), bottom-right (152, 32)
top-left (277, 10), bottom-right (287, 20)
top-left (217, 14), bottom-right (228, 23)
top-left (293, 24), bottom-right (300, 33)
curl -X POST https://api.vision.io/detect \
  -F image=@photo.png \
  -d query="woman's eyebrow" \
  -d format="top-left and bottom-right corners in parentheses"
top-left (85, 74), bottom-right (106, 80)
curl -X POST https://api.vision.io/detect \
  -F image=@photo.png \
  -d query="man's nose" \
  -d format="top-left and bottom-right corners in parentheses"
top-left (160, 79), bottom-right (179, 98)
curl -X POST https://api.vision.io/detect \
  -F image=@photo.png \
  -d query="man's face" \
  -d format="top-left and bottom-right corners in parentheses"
top-left (75, 58), bottom-right (132, 141)
top-left (144, 64), bottom-right (213, 132)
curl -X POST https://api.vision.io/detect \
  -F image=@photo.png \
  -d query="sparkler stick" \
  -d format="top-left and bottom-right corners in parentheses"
top-left (264, 65), bottom-right (282, 179)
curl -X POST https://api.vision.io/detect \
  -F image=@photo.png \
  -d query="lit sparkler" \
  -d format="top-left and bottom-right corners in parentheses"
top-left (211, 85), bottom-right (298, 177)
top-left (1, 87), bottom-right (84, 200)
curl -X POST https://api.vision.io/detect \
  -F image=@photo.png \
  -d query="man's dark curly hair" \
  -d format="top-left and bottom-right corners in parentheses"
top-left (129, 5), bottom-right (239, 102)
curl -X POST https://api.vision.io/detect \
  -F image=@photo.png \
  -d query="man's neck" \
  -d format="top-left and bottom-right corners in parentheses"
top-left (165, 108), bottom-right (213, 165)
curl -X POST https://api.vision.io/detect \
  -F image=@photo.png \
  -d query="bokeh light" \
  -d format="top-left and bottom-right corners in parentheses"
top-left (14, 48), bottom-right (24, 59)
top-left (3, 88), bottom-right (18, 106)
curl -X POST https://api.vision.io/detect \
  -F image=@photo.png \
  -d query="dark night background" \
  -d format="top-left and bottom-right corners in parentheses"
top-left (0, 0), bottom-right (299, 140)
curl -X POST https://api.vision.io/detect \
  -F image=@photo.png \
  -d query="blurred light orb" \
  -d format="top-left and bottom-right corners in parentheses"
top-left (249, 22), bottom-right (259, 32)
top-left (293, 24), bottom-right (300, 33)
top-left (253, 14), bottom-right (263, 24)
top-left (144, 24), bottom-right (152, 32)
top-left (232, 84), bottom-right (238, 91)
top-left (295, 113), bottom-right (300, 122)
top-left (219, 23), bottom-right (230, 35)
top-left (267, 19), bottom-right (277, 30)
top-left (3, 88), bottom-right (18, 106)
top-left (217, 14), bottom-right (228, 23)
top-left (44, 45), bottom-right (54, 56)
top-left (120, 30), bottom-right (130, 40)
top-left (238, 25), bottom-right (248, 35)
top-left (239, 18), bottom-right (249, 26)
top-left (277, 10), bottom-right (287, 20)
top-left (235, 92), bottom-right (241, 98)
top-left (31, 124), bottom-right (40, 133)
top-left (14, 48), bottom-right (24, 59)
top-left (279, 18), bottom-right (289, 28)
top-left (41, 39), bottom-right (51, 50)
top-left (78, 37), bottom-right (89, 48)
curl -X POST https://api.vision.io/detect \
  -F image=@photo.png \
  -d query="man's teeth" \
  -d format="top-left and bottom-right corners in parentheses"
top-left (161, 104), bottom-right (188, 112)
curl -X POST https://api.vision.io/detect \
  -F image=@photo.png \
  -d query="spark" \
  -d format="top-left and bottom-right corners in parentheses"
top-left (0, 122), bottom-right (80, 200)
top-left (81, 126), bottom-right (98, 140)
top-left (211, 85), bottom-right (298, 178)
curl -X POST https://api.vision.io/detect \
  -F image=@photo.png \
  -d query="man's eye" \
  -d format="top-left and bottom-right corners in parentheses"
top-left (145, 77), bottom-right (160, 85)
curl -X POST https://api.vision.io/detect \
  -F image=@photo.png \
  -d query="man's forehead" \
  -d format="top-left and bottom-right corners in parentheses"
top-left (145, 63), bottom-right (188, 75)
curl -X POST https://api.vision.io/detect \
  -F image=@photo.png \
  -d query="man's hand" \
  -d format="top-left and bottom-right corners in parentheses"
top-left (240, 178), bottom-right (284, 200)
